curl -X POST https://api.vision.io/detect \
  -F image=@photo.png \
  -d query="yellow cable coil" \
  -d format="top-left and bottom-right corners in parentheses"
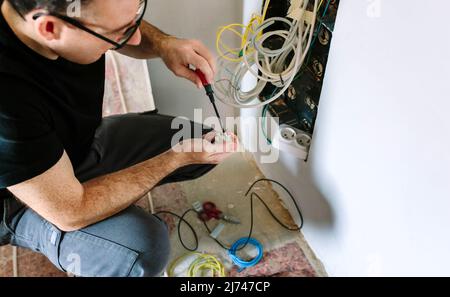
top-left (168, 252), bottom-right (226, 277)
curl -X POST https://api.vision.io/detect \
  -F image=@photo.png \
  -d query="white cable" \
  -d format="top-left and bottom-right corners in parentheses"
top-left (141, 59), bottom-right (157, 111)
top-left (12, 246), bottom-right (18, 277)
top-left (214, 0), bottom-right (318, 109)
top-left (217, 11), bottom-right (312, 107)
top-left (147, 193), bottom-right (155, 214)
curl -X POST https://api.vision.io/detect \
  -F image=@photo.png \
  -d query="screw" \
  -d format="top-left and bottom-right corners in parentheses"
top-left (318, 27), bottom-right (331, 46)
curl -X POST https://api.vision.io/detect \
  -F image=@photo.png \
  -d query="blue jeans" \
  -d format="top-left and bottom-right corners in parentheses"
top-left (0, 111), bottom-right (215, 277)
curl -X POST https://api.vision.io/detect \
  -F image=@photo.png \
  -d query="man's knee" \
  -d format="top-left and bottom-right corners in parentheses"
top-left (127, 214), bottom-right (171, 277)
top-left (60, 207), bottom-right (171, 277)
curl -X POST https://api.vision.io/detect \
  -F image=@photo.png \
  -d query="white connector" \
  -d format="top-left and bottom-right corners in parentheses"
top-left (192, 201), bottom-right (203, 213)
top-left (214, 131), bottom-right (233, 143)
top-left (272, 124), bottom-right (312, 160)
top-left (209, 223), bottom-right (226, 239)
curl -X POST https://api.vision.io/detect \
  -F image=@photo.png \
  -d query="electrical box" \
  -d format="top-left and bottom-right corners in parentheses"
top-left (260, 0), bottom-right (341, 159)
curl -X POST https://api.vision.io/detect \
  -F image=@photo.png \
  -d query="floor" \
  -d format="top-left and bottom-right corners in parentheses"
top-left (153, 152), bottom-right (324, 277)
top-left (0, 152), bottom-right (325, 277)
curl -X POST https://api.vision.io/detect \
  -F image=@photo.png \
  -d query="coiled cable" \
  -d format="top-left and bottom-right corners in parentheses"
top-left (214, 0), bottom-right (319, 109)
top-left (228, 237), bottom-right (264, 270)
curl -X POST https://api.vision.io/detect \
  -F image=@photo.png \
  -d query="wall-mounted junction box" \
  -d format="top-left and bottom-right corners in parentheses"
top-left (260, 0), bottom-right (340, 160)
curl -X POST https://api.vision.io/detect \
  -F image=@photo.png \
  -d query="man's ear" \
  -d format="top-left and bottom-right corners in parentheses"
top-left (33, 15), bottom-right (63, 41)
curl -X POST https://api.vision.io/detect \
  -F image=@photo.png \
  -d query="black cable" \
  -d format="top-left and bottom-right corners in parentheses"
top-left (201, 219), bottom-right (230, 250)
top-left (155, 178), bottom-right (304, 252)
top-left (201, 191), bottom-right (255, 252)
top-left (245, 178), bottom-right (304, 229)
top-left (251, 192), bottom-right (300, 231)
top-left (279, 73), bottom-right (285, 86)
top-left (154, 209), bottom-right (198, 252)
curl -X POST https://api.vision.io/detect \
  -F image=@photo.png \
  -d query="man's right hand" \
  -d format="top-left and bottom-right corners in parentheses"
top-left (172, 131), bottom-right (239, 165)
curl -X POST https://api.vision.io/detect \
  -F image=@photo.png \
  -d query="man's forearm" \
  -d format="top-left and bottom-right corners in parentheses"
top-left (70, 149), bottom-right (186, 230)
top-left (118, 20), bottom-right (173, 59)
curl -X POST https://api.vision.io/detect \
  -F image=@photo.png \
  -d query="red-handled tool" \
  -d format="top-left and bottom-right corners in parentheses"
top-left (194, 69), bottom-right (210, 89)
top-left (198, 202), bottom-right (241, 224)
top-left (194, 69), bottom-right (225, 133)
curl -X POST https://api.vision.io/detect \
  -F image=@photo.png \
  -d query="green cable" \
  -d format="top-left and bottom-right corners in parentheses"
top-left (261, 105), bottom-right (272, 145)
top-left (261, 87), bottom-right (279, 144)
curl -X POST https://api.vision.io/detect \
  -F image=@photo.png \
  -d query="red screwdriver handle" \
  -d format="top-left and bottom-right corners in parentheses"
top-left (194, 69), bottom-right (209, 86)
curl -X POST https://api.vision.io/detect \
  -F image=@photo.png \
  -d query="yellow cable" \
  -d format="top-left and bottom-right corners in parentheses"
top-left (318, 0), bottom-right (325, 11)
top-left (261, 0), bottom-right (271, 21)
top-left (216, 24), bottom-right (248, 62)
top-left (188, 254), bottom-right (225, 277)
top-left (168, 252), bottom-right (226, 277)
top-left (216, 0), bottom-right (327, 65)
top-left (216, 0), bottom-right (271, 62)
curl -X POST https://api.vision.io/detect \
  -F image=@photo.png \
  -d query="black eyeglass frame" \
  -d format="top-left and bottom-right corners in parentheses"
top-left (31, 0), bottom-right (147, 50)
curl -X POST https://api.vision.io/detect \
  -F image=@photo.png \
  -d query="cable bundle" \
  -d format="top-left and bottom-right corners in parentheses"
top-left (214, 0), bottom-right (319, 109)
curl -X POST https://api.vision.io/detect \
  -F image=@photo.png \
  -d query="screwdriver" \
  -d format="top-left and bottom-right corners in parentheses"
top-left (194, 69), bottom-right (225, 133)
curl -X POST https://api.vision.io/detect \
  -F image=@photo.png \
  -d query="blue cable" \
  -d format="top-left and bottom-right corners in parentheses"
top-left (228, 237), bottom-right (264, 271)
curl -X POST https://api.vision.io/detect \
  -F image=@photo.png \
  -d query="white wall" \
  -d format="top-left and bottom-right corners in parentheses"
top-left (144, 0), bottom-right (241, 120)
top-left (250, 0), bottom-right (450, 276)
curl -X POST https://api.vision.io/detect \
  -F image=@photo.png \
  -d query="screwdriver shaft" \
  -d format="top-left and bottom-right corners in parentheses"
top-left (207, 94), bottom-right (225, 133)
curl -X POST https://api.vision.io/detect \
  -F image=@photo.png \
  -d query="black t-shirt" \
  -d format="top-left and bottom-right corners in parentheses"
top-left (0, 7), bottom-right (105, 191)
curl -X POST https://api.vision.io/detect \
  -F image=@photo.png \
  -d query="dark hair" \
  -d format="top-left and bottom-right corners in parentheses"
top-left (7, 0), bottom-right (89, 17)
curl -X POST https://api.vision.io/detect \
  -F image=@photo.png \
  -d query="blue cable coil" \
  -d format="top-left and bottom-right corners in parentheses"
top-left (228, 237), bottom-right (264, 271)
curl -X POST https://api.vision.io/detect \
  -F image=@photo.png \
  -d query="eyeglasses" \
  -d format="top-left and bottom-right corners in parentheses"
top-left (32, 0), bottom-right (147, 50)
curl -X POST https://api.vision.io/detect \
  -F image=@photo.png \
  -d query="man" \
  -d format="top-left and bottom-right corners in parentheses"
top-left (0, 0), bottom-right (237, 277)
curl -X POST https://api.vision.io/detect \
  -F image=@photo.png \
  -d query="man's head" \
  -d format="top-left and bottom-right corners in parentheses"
top-left (5, 0), bottom-right (143, 64)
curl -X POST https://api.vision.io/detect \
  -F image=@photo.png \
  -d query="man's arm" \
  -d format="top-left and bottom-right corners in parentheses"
top-left (118, 20), bottom-right (171, 60)
top-left (7, 150), bottom-right (182, 232)
top-left (118, 20), bottom-right (216, 88)
top-left (7, 135), bottom-right (238, 232)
